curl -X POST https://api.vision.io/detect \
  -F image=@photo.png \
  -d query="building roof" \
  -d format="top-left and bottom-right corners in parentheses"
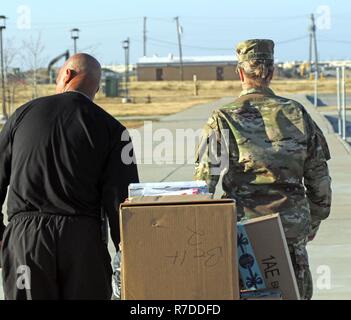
top-left (137, 55), bottom-right (237, 67)
top-left (102, 64), bottom-right (134, 73)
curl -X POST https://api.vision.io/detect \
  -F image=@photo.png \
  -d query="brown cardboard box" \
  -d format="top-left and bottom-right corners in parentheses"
top-left (120, 199), bottom-right (239, 300)
top-left (240, 214), bottom-right (300, 300)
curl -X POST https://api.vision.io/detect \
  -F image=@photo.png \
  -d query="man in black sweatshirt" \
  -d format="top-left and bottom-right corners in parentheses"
top-left (0, 53), bottom-right (139, 299)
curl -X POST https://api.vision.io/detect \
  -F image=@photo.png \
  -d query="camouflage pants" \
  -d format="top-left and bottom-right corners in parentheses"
top-left (288, 240), bottom-right (313, 300)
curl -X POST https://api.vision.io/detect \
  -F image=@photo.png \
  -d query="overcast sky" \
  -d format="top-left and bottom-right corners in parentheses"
top-left (2, 0), bottom-right (351, 67)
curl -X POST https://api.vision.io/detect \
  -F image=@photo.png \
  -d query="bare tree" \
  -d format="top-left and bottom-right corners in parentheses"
top-left (3, 39), bottom-right (22, 115)
top-left (21, 32), bottom-right (46, 99)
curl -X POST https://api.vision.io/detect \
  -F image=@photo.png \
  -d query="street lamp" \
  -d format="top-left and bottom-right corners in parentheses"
top-left (0, 15), bottom-right (7, 121)
top-left (70, 28), bottom-right (80, 54)
top-left (122, 38), bottom-right (130, 103)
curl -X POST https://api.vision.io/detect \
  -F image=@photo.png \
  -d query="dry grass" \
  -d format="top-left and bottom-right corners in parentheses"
top-left (5, 79), bottom-right (350, 128)
top-left (97, 97), bottom-right (215, 117)
top-left (9, 84), bottom-right (219, 119)
top-left (271, 78), bottom-right (351, 94)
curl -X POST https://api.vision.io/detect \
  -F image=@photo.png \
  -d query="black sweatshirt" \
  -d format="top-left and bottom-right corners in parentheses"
top-left (0, 91), bottom-right (139, 250)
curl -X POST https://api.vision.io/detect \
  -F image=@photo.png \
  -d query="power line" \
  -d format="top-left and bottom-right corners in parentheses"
top-left (276, 35), bottom-right (308, 45)
top-left (6, 14), bottom-right (319, 29)
top-left (319, 38), bottom-right (351, 45)
top-left (147, 17), bottom-right (174, 23)
top-left (148, 37), bottom-right (231, 51)
top-left (180, 15), bottom-right (308, 21)
top-left (148, 35), bottom-right (308, 51)
top-left (32, 17), bottom-right (141, 26)
top-left (6, 17), bottom-right (142, 30)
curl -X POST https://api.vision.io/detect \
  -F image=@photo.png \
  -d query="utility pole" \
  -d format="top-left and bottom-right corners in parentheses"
top-left (143, 17), bottom-right (147, 57)
top-left (308, 14), bottom-right (318, 79)
top-left (0, 15), bottom-right (7, 121)
top-left (308, 30), bottom-right (312, 76)
top-left (308, 14), bottom-right (319, 107)
top-left (174, 16), bottom-right (184, 81)
top-left (312, 14), bottom-right (319, 80)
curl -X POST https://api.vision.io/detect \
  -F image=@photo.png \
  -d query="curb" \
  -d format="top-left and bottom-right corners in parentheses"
top-left (319, 112), bottom-right (335, 135)
top-left (335, 134), bottom-right (351, 154)
top-left (297, 95), bottom-right (335, 134)
top-left (299, 94), bottom-right (351, 154)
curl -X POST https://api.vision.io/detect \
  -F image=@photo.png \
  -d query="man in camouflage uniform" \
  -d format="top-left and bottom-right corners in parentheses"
top-left (194, 39), bottom-right (332, 300)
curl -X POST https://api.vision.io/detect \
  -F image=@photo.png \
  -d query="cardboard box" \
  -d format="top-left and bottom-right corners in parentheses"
top-left (240, 289), bottom-right (283, 300)
top-left (120, 199), bottom-right (239, 300)
top-left (238, 214), bottom-right (300, 300)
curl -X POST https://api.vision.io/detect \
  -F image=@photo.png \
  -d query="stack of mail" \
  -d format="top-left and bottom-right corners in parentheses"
top-left (128, 181), bottom-right (209, 197)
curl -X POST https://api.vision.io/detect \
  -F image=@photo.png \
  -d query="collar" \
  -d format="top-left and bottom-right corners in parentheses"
top-left (239, 87), bottom-right (276, 98)
top-left (66, 90), bottom-right (92, 101)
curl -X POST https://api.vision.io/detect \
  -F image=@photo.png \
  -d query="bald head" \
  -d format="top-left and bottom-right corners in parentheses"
top-left (56, 53), bottom-right (101, 100)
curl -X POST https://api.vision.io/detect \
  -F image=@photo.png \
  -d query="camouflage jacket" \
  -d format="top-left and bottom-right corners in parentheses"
top-left (195, 87), bottom-right (332, 243)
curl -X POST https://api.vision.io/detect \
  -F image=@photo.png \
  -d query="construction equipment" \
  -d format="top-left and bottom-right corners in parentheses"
top-left (299, 62), bottom-right (310, 78)
top-left (47, 50), bottom-right (70, 83)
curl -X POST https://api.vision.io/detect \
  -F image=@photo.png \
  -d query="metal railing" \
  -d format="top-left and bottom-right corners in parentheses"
top-left (336, 66), bottom-right (347, 140)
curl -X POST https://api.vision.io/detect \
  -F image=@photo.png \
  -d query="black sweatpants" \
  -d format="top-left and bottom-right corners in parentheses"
top-left (1, 213), bottom-right (112, 300)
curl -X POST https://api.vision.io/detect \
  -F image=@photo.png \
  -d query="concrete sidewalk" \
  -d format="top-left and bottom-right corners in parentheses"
top-left (130, 97), bottom-right (232, 189)
top-left (291, 95), bottom-right (351, 300)
top-left (1, 94), bottom-right (350, 299)
top-left (123, 94), bottom-right (351, 300)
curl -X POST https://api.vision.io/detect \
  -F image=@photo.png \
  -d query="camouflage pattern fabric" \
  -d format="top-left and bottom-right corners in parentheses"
top-left (288, 239), bottom-right (313, 300)
top-left (195, 87), bottom-right (332, 300)
top-left (236, 39), bottom-right (275, 63)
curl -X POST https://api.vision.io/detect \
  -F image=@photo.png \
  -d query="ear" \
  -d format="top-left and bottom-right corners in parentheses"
top-left (55, 68), bottom-right (61, 85)
top-left (238, 68), bottom-right (245, 83)
top-left (63, 68), bottom-right (74, 86)
top-left (267, 67), bottom-right (275, 82)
